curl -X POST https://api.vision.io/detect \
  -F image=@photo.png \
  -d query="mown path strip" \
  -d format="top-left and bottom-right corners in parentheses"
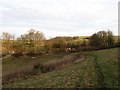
top-left (84, 54), bottom-right (106, 88)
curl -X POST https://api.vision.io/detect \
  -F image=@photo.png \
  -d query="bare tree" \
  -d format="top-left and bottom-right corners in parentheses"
top-left (16, 29), bottom-right (46, 54)
top-left (2, 32), bottom-right (12, 40)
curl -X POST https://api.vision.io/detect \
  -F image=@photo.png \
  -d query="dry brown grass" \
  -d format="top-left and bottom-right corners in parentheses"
top-left (2, 65), bottom-right (34, 84)
top-left (2, 54), bottom-right (86, 85)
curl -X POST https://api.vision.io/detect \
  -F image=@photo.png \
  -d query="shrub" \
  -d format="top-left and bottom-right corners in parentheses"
top-left (26, 51), bottom-right (36, 57)
top-left (2, 54), bottom-right (6, 57)
top-left (12, 52), bottom-right (23, 57)
top-left (33, 63), bottom-right (50, 73)
top-left (89, 30), bottom-right (115, 49)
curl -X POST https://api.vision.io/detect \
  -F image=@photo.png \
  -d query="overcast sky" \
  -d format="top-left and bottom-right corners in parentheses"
top-left (0, 0), bottom-right (119, 39)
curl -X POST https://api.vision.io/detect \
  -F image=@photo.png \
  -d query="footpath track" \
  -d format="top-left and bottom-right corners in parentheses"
top-left (83, 54), bottom-right (106, 88)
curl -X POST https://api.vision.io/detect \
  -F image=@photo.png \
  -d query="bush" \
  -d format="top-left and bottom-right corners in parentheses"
top-left (89, 30), bottom-right (115, 49)
top-left (2, 54), bottom-right (6, 57)
top-left (33, 63), bottom-right (50, 73)
top-left (12, 52), bottom-right (23, 57)
top-left (26, 51), bottom-right (43, 57)
top-left (79, 47), bottom-right (98, 51)
top-left (26, 51), bottom-right (36, 57)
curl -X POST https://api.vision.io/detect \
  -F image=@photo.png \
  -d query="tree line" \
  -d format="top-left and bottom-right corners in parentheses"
top-left (1, 29), bottom-right (120, 57)
top-left (90, 30), bottom-right (115, 49)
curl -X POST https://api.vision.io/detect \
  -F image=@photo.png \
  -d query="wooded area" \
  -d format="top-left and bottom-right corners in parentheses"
top-left (1, 29), bottom-right (120, 57)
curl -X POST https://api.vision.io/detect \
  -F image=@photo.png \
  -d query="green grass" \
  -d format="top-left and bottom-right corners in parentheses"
top-left (74, 36), bottom-right (90, 42)
top-left (36, 53), bottom-right (67, 64)
top-left (113, 36), bottom-right (120, 43)
top-left (4, 48), bottom-right (118, 88)
top-left (73, 36), bottom-right (119, 43)
top-left (82, 48), bottom-right (118, 88)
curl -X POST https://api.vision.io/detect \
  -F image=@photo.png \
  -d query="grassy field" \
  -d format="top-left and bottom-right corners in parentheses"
top-left (2, 53), bottom-right (67, 78)
top-left (73, 36), bottom-right (119, 44)
top-left (3, 48), bottom-right (118, 88)
top-left (113, 36), bottom-right (119, 43)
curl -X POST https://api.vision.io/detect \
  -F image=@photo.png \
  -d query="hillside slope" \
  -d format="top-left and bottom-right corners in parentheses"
top-left (4, 48), bottom-right (118, 88)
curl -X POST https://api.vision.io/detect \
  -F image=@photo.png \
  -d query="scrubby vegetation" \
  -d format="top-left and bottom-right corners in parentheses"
top-left (1, 29), bottom-right (120, 57)
top-left (3, 48), bottom-right (118, 88)
top-left (2, 53), bottom-right (84, 85)
top-left (1, 29), bottom-right (119, 88)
